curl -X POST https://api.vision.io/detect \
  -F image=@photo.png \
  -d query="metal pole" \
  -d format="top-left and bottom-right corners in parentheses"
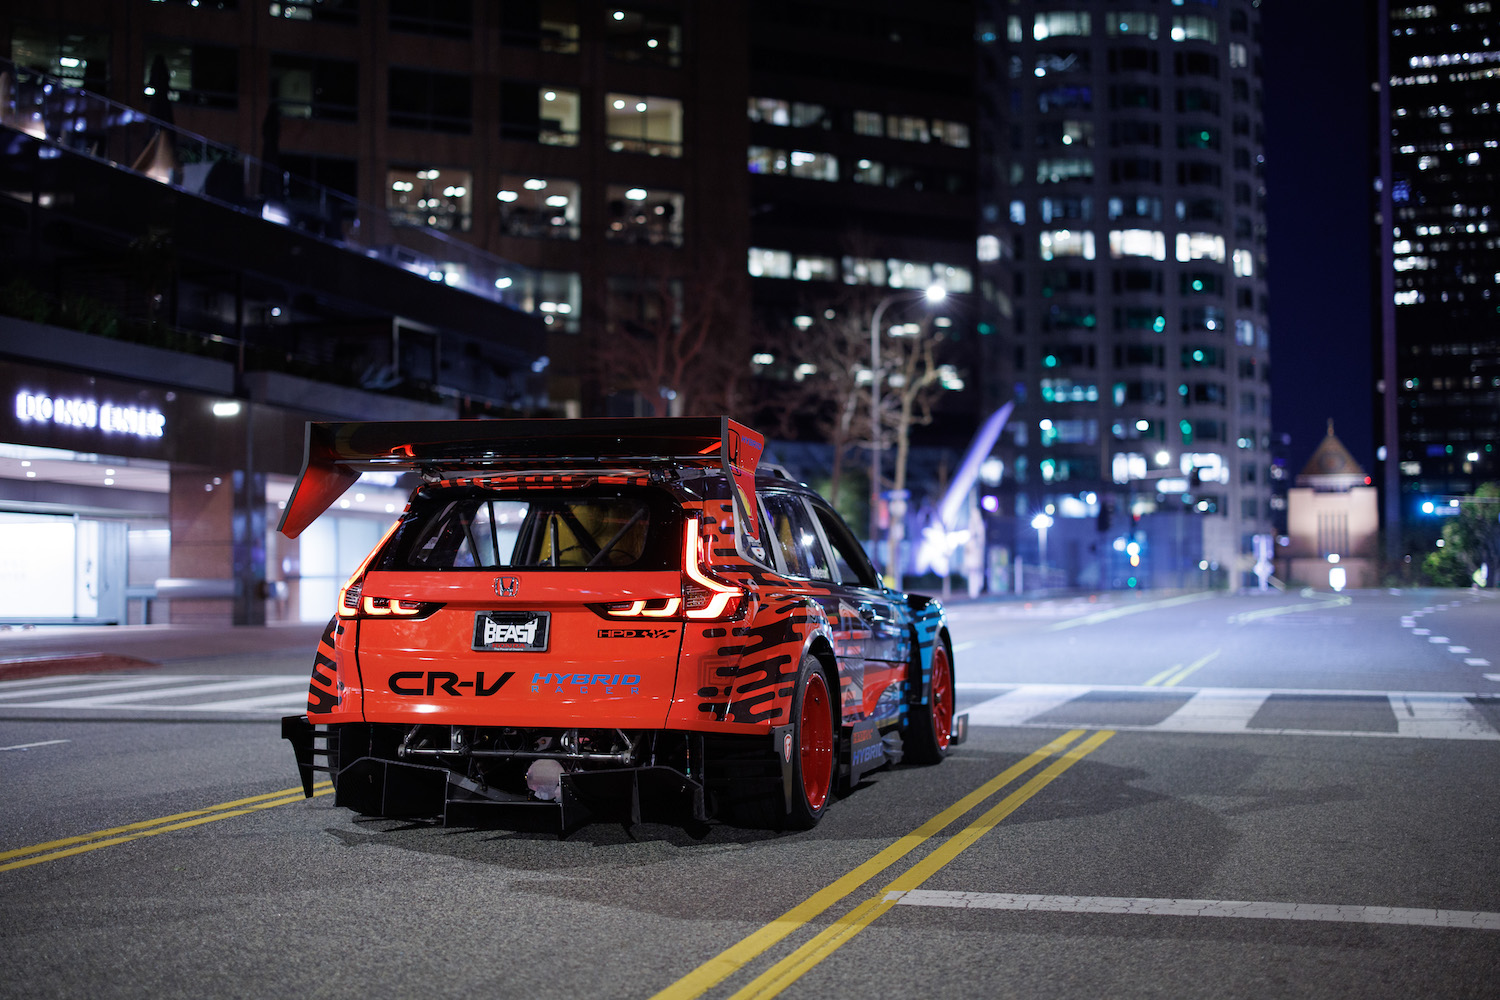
top-left (869, 296), bottom-right (893, 561)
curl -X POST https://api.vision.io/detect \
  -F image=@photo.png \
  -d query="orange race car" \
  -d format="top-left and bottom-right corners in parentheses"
top-left (280, 417), bottom-right (964, 832)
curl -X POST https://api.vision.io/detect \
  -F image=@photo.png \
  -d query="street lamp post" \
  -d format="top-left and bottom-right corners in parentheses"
top-left (868, 285), bottom-right (946, 588)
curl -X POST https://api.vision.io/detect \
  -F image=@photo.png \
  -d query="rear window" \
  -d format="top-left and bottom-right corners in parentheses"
top-left (377, 488), bottom-right (680, 571)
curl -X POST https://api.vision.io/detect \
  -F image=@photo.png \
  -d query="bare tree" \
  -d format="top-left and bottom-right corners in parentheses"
top-left (589, 249), bottom-right (748, 417)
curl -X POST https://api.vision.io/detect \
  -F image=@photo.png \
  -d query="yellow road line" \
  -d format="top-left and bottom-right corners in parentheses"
top-left (729, 730), bottom-right (1117, 1000)
top-left (1048, 591), bottom-right (1216, 631)
top-left (0, 781), bottom-right (332, 872)
top-left (649, 730), bottom-right (1089, 1000)
top-left (1163, 650), bottom-right (1221, 687)
top-left (1143, 664), bottom-right (1181, 687)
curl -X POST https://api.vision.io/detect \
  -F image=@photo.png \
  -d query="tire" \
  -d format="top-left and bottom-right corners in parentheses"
top-left (785, 654), bottom-right (837, 829)
top-left (904, 640), bottom-right (954, 765)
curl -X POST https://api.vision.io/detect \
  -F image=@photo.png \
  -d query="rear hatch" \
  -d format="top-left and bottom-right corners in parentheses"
top-left (349, 484), bottom-right (689, 728)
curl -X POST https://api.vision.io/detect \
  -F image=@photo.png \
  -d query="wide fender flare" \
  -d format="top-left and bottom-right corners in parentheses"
top-left (720, 592), bottom-right (835, 726)
top-left (905, 596), bottom-right (949, 706)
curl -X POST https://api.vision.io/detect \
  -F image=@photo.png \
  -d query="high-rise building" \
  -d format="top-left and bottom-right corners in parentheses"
top-left (976, 0), bottom-right (1272, 588)
top-left (1378, 0), bottom-right (1500, 560)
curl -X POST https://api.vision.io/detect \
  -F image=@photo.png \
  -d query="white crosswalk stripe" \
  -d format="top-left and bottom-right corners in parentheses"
top-left (0, 673), bottom-right (307, 718)
top-left (959, 683), bottom-right (1500, 741)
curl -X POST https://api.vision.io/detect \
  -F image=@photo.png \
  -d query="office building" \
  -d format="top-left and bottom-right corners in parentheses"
top-left (976, 0), bottom-right (1272, 587)
top-left (1379, 0), bottom-right (1500, 559)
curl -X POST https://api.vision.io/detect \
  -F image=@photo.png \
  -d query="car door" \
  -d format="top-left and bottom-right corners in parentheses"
top-left (805, 497), bottom-right (910, 722)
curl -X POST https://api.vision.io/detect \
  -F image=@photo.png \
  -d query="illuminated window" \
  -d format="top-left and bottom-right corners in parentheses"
top-left (888, 260), bottom-right (935, 289)
top-left (495, 175), bottom-right (579, 240)
top-left (1176, 232), bottom-right (1226, 263)
top-left (1232, 248), bottom-right (1254, 277)
top-left (932, 120), bottom-right (971, 148)
top-left (388, 166), bottom-right (473, 232)
top-left (853, 110), bottom-right (883, 136)
top-left (606, 93), bottom-right (683, 157)
top-left (1038, 158), bottom-right (1094, 183)
top-left (1035, 11), bottom-right (1091, 39)
top-left (1109, 229), bottom-right (1166, 260)
top-left (1038, 86), bottom-right (1093, 112)
top-left (1039, 119), bottom-right (1095, 147)
top-left (793, 256), bottom-right (838, 281)
top-left (606, 185), bottom-right (683, 246)
top-left (934, 264), bottom-right (973, 293)
top-left (1171, 15), bottom-right (1217, 43)
top-left (1181, 307), bottom-right (1225, 333)
top-left (1108, 196), bottom-right (1162, 221)
top-left (851, 158), bottom-right (885, 185)
top-left (524, 270), bottom-right (581, 333)
top-left (749, 248), bottom-right (793, 279)
top-left (500, 84), bottom-right (579, 145)
top-left (1041, 230), bottom-right (1097, 260)
top-left (887, 115), bottom-right (931, 143)
top-left (1041, 196), bottom-right (1093, 222)
top-left (1229, 42), bottom-right (1248, 68)
top-left (841, 257), bottom-right (888, 286)
top-left (749, 98), bottom-right (829, 128)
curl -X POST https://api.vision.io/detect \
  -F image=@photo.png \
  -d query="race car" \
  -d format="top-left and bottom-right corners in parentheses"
top-left (280, 417), bottom-right (964, 832)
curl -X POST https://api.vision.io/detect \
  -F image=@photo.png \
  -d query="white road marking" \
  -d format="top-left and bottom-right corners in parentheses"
top-left (1413, 629), bottom-right (1432, 636)
top-left (883, 890), bottom-right (1500, 931)
top-left (1429, 636), bottom-right (1451, 644)
top-left (1391, 693), bottom-right (1498, 740)
top-left (1484, 673), bottom-right (1500, 682)
top-left (1471, 660), bottom-right (1494, 668)
top-left (0, 739), bottom-right (71, 752)
top-left (0, 675), bottom-right (202, 701)
top-left (15, 671), bottom-right (304, 710)
top-left (962, 685), bottom-right (1086, 727)
top-left (1153, 688), bottom-right (1272, 733)
top-left (956, 683), bottom-right (1500, 740)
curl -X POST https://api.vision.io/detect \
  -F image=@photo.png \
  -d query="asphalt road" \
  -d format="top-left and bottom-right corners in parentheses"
top-left (2, 588), bottom-right (1498, 999)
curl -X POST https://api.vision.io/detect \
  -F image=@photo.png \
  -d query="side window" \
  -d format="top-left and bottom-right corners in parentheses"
top-left (763, 494), bottom-right (832, 581)
top-left (811, 503), bottom-right (881, 589)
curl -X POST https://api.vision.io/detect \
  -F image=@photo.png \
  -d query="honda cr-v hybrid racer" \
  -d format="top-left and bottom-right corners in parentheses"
top-left (280, 417), bottom-right (963, 831)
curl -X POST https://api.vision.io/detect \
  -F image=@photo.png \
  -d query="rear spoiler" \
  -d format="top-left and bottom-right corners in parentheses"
top-left (277, 417), bottom-right (766, 547)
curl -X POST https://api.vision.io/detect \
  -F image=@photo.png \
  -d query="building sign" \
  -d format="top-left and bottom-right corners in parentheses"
top-left (14, 391), bottom-right (166, 439)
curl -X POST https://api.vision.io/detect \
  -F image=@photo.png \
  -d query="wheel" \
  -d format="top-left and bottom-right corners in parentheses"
top-left (904, 640), bottom-right (954, 765)
top-left (786, 655), bottom-right (836, 829)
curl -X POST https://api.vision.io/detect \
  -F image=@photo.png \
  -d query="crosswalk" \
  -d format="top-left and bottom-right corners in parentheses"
top-left (0, 673), bottom-right (307, 719)
top-left (5, 673), bottom-right (1498, 740)
top-left (958, 683), bottom-right (1500, 741)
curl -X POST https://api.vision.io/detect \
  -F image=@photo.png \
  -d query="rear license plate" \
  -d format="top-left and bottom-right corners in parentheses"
top-left (472, 611), bottom-right (551, 652)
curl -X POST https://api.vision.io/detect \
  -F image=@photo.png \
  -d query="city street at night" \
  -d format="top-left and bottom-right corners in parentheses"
top-left (3, 588), bottom-right (1497, 999)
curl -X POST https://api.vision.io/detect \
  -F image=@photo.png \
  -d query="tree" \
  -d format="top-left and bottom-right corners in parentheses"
top-left (589, 249), bottom-right (748, 417)
top-left (1423, 482), bottom-right (1500, 587)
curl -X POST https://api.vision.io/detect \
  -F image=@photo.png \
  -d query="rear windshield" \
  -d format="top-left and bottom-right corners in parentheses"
top-left (377, 487), bottom-right (680, 571)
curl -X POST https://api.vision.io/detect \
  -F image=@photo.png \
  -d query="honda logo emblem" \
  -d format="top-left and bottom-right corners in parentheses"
top-left (493, 576), bottom-right (520, 597)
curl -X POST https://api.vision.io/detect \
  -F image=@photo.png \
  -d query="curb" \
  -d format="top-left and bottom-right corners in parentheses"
top-left (0, 653), bottom-right (161, 682)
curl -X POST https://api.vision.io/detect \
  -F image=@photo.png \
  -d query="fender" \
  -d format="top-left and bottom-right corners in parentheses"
top-left (305, 616), bottom-right (364, 722)
top-left (904, 595), bottom-right (947, 705)
top-left (668, 590), bottom-right (833, 728)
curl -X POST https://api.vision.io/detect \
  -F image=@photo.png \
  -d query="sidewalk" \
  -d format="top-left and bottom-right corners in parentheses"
top-left (0, 621), bottom-right (328, 680)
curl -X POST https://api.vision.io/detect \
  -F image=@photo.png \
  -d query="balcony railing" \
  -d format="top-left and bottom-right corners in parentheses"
top-left (0, 57), bottom-right (538, 311)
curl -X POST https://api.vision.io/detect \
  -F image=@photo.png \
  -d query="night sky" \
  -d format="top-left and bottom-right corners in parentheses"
top-left (1262, 0), bottom-right (1377, 477)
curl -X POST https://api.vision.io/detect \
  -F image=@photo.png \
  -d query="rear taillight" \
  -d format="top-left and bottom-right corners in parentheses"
top-left (335, 519), bottom-right (441, 620)
top-left (682, 518), bottom-right (746, 620)
top-left (597, 517), bottom-right (747, 622)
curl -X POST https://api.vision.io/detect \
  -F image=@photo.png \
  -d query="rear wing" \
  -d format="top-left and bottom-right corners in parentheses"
top-left (277, 417), bottom-right (765, 549)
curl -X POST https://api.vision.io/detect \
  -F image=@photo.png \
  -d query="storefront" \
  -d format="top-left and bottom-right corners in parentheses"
top-left (1, 361), bottom-right (411, 626)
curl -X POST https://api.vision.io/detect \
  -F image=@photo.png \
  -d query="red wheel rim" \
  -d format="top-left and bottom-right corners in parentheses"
top-left (930, 646), bottom-right (953, 750)
top-left (799, 671), bottom-right (833, 810)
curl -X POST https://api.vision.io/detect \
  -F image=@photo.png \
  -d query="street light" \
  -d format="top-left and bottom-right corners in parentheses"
top-left (1031, 511), bottom-right (1054, 569)
top-left (869, 284), bottom-right (947, 586)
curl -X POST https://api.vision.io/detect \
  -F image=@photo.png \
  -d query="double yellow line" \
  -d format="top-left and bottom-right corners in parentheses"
top-left (652, 728), bottom-right (1114, 1000)
top-left (1144, 649), bottom-right (1221, 687)
top-left (0, 781), bottom-right (332, 872)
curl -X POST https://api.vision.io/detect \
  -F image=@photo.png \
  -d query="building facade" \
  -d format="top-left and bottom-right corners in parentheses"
top-left (1379, 0), bottom-right (1500, 563)
top-left (976, 0), bottom-right (1273, 588)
